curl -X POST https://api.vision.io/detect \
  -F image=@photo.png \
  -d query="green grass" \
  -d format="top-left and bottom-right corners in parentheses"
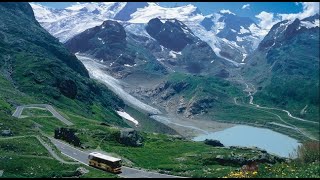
top-left (0, 136), bottom-right (49, 156)
top-left (22, 108), bottom-right (53, 117)
top-left (167, 72), bottom-right (241, 101)
top-left (0, 135), bottom-right (117, 178)
top-left (21, 107), bottom-right (283, 178)
top-left (26, 116), bottom-right (67, 136)
top-left (243, 30), bottom-right (319, 123)
top-left (123, 106), bottom-right (178, 135)
top-left (0, 112), bottom-right (37, 137)
top-left (76, 131), bottom-right (276, 178)
top-left (0, 155), bottom-right (117, 178)
top-left (255, 161), bottom-right (320, 178)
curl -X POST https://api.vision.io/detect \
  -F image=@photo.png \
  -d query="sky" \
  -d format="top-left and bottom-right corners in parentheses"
top-left (36, 2), bottom-right (319, 28)
top-left (37, 2), bottom-right (302, 18)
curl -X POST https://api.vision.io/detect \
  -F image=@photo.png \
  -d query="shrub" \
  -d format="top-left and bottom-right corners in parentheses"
top-left (295, 141), bottom-right (320, 164)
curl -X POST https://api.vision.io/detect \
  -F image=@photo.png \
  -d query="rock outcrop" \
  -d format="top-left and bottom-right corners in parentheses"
top-left (118, 128), bottom-right (143, 147)
top-left (204, 139), bottom-right (224, 147)
top-left (1, 129), bottom-right (12, 136)
top-left (146, 18), bottom-right (194, 51)
top-left (54, 127), bottom-right (81, 147)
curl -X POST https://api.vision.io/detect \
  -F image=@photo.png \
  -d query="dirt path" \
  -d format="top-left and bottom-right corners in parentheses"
top-left (232, 75), bottom-right (319, 141)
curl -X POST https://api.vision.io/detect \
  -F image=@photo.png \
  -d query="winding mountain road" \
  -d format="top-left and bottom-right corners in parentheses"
top-left (11, 105), bottom-right (183, 178)
top-left (233, 76), bottom-right (319, 141)
top-left (12, 104), bottom-right (73, 126)
top-left (244, 82), bottom-right (318, 124)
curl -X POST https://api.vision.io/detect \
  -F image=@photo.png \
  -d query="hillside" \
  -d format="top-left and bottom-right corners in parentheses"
top-left (242, 14), bottom-right (320, 122)
top-left (0, 2), bottom-right (126, 126)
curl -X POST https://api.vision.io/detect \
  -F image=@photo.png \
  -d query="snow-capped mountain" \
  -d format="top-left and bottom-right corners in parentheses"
top-left (258, 13), bottom-right (319, 51)
top-left (242, 14), bottom-right (319, 115)
top-left (30, 2), bottom-right (127, 42)
top-left (30, 2), bottom-right (265, 64)
top-left (200, 11), bottom-right (265, 60)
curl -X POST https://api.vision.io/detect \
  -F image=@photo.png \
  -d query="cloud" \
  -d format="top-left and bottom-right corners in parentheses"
top-left (278, 2), bottom-right (319, 21)
top-left (219, 9), bottom-right (236, 15)
top-left (256, 11), bottom-right (280, 30)
top-left (255, 11), bottom-right (281, 36)
top-left (279, 2), bottom-right (319, 20)
top-left (254, 2), bottom-right (319, 36)
top-left (242, 4), bottom-right (250, 10)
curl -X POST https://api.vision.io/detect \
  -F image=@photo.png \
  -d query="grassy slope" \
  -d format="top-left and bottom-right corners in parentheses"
top-left (244, 29), bottom-right (319, 122)
top-left (0, 136), bottom-right (117, 178)
top-left (165, 73), bottom-right (319, 141)
top-left (167, 72), bottom-right (241, 101)
top-left (0, 3), bottom-right (127, 127)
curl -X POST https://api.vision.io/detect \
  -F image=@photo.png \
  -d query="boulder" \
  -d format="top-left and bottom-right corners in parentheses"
top-left (54, 127), bottom-right (81, 147)
top-left (118, 128), bottom-right (143, 147)
top-left (75, 167), bottom-right (89, 176)
top-left (1, 129), bottom-right (12, 136)
top-left (204, 139), bottom-right (224, 147)
top-left (186, 97), bottom-right (216, 116)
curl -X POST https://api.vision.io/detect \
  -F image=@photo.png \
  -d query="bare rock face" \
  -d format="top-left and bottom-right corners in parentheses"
top-left (146, 18), bottom-right (194, 51)
top-left (185, 96), bottom-right (216, 117)
top-left (118, 128), bottom-right (143, 147)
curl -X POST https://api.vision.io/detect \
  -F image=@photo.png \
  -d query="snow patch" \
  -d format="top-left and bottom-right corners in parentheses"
top-left (239, 26), bottom-right (250, 34)
top-left (116, 111), bottom-right (139, 126)
top-left (241, 54), bottom-right (248, 62)
top-left (160, 45), bottom-right (165, 51)
top-left (169, 50), bottom-right (182, 59)
top-left (300, 19), bottom-right (319, 29)
top-left (236, 36), bottom-right (243, 42)
top-left (128, 3), bottom-right (203, 23)
top-left (124, 64), bottom-right (136, 67)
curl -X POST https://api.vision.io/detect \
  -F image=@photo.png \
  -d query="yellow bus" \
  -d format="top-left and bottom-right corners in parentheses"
top-left (88, 152), bottom-right (122, 173)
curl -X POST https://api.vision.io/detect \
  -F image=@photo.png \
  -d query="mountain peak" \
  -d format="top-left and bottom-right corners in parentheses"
top-left (2, 2), bottom-right (36, 21)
